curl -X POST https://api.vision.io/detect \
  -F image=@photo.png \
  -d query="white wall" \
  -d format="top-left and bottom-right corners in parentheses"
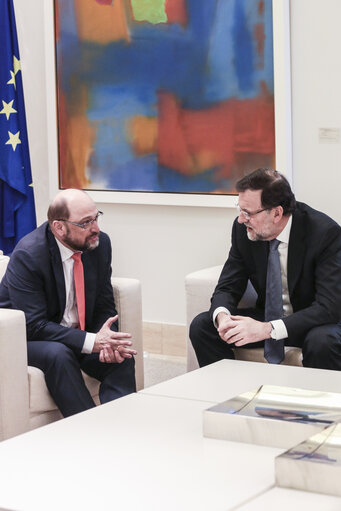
top-left (13, 0), bottom-right (341, 325)
top-left (290, 0), bottom-right (341, 224)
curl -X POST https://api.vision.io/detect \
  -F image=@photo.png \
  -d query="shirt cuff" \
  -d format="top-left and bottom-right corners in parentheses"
top-left (81, 332), bottom-right (96, 354)
top-left (213, 307), bottom-right (231, 328)
top-left (270, 319), bottom-right (288, 340)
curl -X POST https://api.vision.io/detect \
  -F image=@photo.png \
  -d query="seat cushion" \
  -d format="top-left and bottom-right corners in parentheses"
top-left (28, 366), bottom-right (100, 413)
top-left (234, 346), bottom-right (303, 366)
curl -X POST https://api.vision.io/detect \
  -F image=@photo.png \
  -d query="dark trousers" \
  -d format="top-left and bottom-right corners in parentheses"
top-left (190, 310), bottom-right (341, 371)
top-left (27, 341), bottom-right (136, 417)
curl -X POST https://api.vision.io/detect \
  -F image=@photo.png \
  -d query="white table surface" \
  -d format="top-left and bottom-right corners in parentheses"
top-left (141, 359), bottom-right (341, 403)
top-left (0, 392), bottom-right (281, 511)
top-left (236, 487), bottom-right (341, 510)
top-left (1, 360), bottom-right (341, 510)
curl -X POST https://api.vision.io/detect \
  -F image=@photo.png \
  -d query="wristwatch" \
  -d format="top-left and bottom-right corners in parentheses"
top-left (270, 322), bottom-right (277, 340)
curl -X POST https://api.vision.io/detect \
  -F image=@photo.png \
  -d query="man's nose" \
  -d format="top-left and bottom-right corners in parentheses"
top-left (237, 211), bottom-right (247, 224)
top-left (90, 220), bottom-right (100, 232)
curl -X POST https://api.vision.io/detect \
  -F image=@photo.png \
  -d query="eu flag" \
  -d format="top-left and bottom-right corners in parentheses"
top-left (0, 0), bottom-right (36, 255)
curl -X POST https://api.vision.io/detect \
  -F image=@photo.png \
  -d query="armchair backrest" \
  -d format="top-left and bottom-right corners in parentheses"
top-left (0, 254), bottom-right (9, 282)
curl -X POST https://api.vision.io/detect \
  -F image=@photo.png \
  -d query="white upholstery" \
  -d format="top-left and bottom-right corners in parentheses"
top-left (0, 253), bottom-right (144, 441)
top-left (185, 265), bottom-right (303, 371)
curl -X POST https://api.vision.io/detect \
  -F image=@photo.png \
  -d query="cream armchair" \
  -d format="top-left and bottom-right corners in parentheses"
top-left (185, 265), bottom-right (302, 371)
top-left (0, 253), bottom-right (144, 441)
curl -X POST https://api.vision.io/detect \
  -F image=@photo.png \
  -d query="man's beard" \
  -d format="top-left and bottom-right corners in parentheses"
top-left (245, 225), bottom-right (268, 242)
top-left (64, 228), bottom-right (99, 251)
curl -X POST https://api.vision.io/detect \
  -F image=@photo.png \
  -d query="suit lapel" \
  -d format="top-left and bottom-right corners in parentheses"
top-left (47, 228), bottom-right (66, 316)
top-left (82, 251), bottom-right (96, 322)
top-left (251, 240), bottom-right (268, 289)
top-left (287, 208), bottom-right (306, 296)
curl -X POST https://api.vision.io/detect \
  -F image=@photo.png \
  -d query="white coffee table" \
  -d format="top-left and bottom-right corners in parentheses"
top-left (0, 360), bottom-right (340, 510)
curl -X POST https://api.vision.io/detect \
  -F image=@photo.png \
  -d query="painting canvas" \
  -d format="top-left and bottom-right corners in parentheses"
top-left (54, 0), bottom-right (275, 195)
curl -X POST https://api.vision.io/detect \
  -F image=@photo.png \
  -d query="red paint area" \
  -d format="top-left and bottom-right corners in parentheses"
top-left (54, 1), bottom-right (60, 41)
top-left (254, 23), bottom-right (265, 69)
top-left (158, 90), bottom-right (275, 178)
top-left (258, 0), bottom-right (265, 16)
top-left (165, 0), bottom-right (188, 27)
top-left (95, 0), bottom-right (112, 5)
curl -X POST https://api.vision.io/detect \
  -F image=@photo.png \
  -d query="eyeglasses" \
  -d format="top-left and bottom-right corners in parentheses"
top-left (57, 211), bottom-right (103, 230)
top-left (235, 204), bottom-right (269, 221)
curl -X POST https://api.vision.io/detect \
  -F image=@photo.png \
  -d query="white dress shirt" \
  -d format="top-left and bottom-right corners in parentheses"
top-left (213, 216), bottom-right (293, 340)
top-left (55, 238), bottom-right (96, 354)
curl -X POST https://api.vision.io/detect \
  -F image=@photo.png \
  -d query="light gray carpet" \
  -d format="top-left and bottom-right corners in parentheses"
top-left (143, 353), bottom-right (187, 388)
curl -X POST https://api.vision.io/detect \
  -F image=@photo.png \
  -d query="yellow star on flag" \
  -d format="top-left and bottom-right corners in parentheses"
top-left (0, 99), bottom-right (17, 120)
top-left (5, 130), bottom-right (21, 151)
top-left (7, 70), bottom-right (16, 89)
top-left (13, 56), bottom-right (21, 75)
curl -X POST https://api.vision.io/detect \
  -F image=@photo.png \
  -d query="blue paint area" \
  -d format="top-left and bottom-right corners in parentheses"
top-left (103, 155), bottom-right (159, 191)
top-left (56, 0), bottom-right (275, 194)
top-left (88, 85), bottom-right (157, 120)
top-left (99, 158), bottom-right (232, 194)
top-left (232, 0), bottom-right (254, 93)
top-left (204, 0), bottom-right (238, 102)
top-left (157, 166), bottom-right (233, 193)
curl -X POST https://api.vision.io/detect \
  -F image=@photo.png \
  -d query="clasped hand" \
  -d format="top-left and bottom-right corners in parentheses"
top-left (93, 315), bottom-right (137, 363)
top-left (217, 314), bottom-right (272, 346)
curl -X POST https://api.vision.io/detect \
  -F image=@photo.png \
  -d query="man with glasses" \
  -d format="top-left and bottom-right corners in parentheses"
top-left (190, 168), bottom-right (341, 370)
top-left (0, 189), bottom-right (136, 416)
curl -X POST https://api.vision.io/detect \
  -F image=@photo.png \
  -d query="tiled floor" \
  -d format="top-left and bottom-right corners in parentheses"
top-left (143, 352), bottom-right (187, 388)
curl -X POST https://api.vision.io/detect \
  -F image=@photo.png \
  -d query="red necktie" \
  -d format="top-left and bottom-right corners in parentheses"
top-left (72, 252), bottom-right (85, 330)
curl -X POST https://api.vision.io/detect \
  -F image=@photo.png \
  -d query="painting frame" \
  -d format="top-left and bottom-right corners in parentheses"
top-left (44, 0), bottom-right (292, 207)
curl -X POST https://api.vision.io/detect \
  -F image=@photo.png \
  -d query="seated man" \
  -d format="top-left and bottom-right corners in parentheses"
top-left (190, 168), bottom-right (341, 370)
top-left (0, 189), bottom-right (136, 417)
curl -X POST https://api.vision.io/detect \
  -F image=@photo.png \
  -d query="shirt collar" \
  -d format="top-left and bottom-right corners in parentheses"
top-left (55, 237), bottom-right (77, 262)
top-left (277, 215), bottom-right (292, 245)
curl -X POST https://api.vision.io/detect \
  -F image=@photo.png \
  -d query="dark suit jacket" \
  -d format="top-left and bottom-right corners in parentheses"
top-left (210, 202), bottom-right (341, 345)
top-left (0, 222), bottom-right (118, 352)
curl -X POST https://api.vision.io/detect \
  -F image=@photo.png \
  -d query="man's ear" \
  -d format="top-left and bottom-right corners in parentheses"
top-left (273, 205), bottom-right (284, 223)
top-left (51, 220), bottom-right (65, 237)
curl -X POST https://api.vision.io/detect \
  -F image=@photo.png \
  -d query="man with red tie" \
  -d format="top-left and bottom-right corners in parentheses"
top-left (0, 189), bottom-right (136, 416)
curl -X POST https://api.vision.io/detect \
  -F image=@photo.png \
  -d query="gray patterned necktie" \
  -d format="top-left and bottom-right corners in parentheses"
top-left (264, 239), bottom-right (285, 363)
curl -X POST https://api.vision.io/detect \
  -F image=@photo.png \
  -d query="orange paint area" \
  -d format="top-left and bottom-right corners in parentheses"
top-left (58, 87), bottom-right (95, 189)
top-left (158, 91), bottom-right (275, 178)
top-left (165, 0), bottom-right (188, 27)
top-left (74, 0), bottom-right (130, 44)
top-left (128, 115), bottom-right (158, 156)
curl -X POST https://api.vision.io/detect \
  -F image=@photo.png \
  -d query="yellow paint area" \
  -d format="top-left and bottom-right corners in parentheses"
top-left (74, 0), bottom-right (130, 44)
top-left (128, 115), bottom-right (158, 155)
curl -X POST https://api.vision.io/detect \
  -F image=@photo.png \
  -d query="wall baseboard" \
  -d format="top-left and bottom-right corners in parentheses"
top-left (143, 322), bottom-right (186, 358)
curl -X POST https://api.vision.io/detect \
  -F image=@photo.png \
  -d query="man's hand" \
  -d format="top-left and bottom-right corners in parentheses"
top-left (217, 314), bottom-right (272, 346)
top-left (93, 316), bottom-right (137, 362)
top-left (99, 345), bottom-right (135, 364)
top-left (216, 312), bottom-right (235, 339)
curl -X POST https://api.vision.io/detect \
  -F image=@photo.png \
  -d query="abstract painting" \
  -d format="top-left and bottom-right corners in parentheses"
top-left (54, 0), bottom-right (275, 195)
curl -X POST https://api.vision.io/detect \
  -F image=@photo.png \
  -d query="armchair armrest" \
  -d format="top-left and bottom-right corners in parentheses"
top-left (0, 309), bottom-right (30, 441)
top-left (111, 278), bottom-right (144, 390)
top-left (185, 266), bottom-right (222, 371)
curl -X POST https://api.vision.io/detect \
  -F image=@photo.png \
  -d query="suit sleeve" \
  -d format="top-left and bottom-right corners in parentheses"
top-left (283, 224), bottom-right (341, 341)
top-left (5, 249), bottom-right (86, 351)
top-left (209, 220), bottom-right (249, 318)
top-left (89, 235), bottom-right (119, 333)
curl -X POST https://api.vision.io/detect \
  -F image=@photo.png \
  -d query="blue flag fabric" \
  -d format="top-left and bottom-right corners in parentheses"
top-left (0, 0), bottom-right (36, 255)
